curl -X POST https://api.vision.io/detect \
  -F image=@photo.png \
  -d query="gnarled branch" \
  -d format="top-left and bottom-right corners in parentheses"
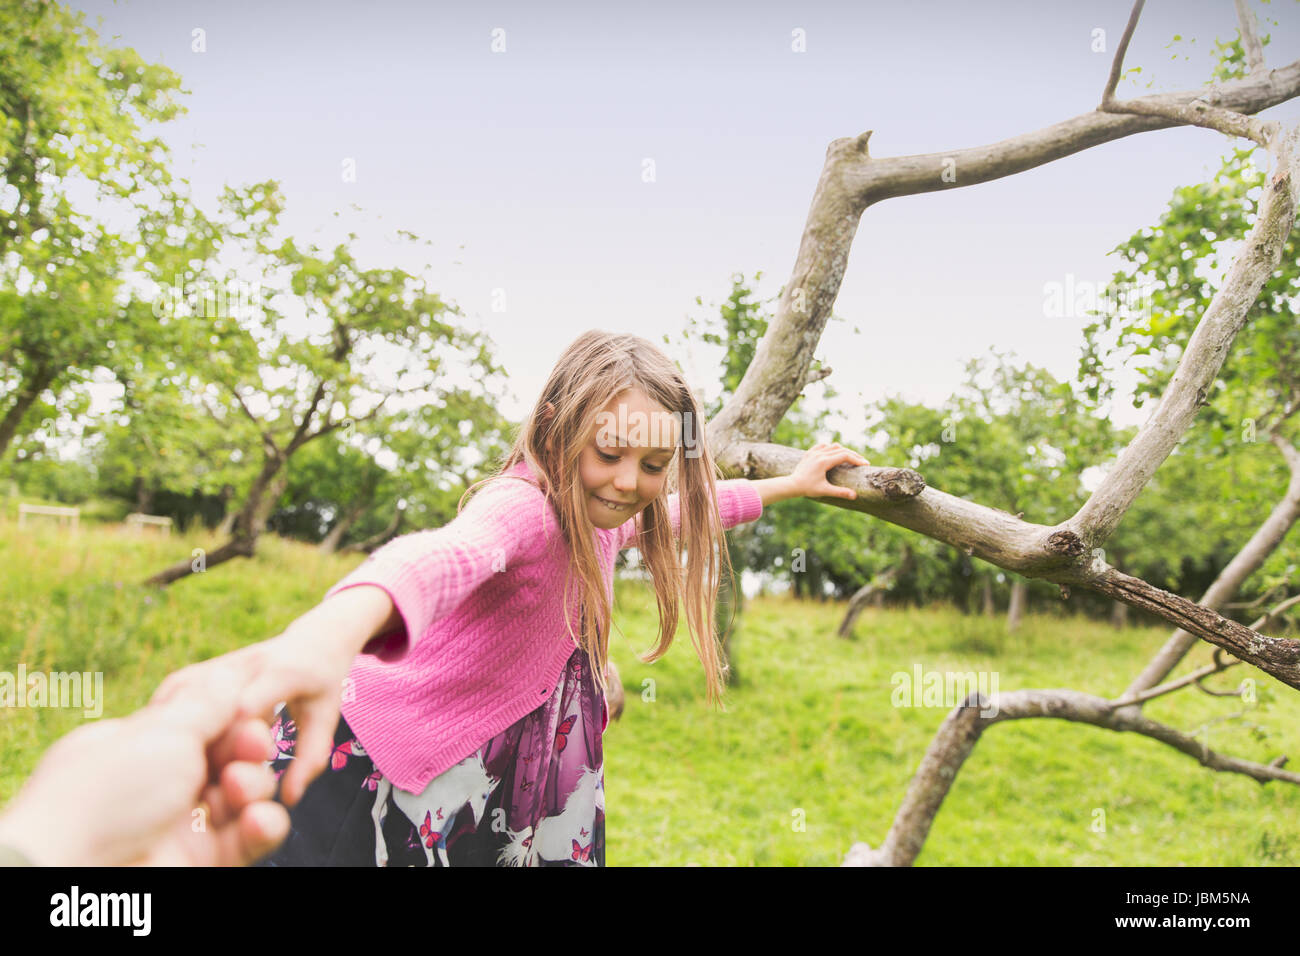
top-left (843, 686), bottom-right (1300, 867)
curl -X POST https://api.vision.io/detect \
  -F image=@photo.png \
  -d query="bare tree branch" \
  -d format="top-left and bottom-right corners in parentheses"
top-left (1235, 0), bottom-right (1268, 75)
top-left (843, 687), bottom-right (1300, 867)
top-left (1117, 430), bottom-right (1300, 705)
top-left (286, 380), bottom-right (328, 454)
top-left (227, 383), bottom-right (280, 457)
top-left (1259, 592), bottom-right (1300, 631)
top-left (1105, 95), bottom-right (1279, 148)
top-left (844, 587), bottom-right (1300, 866)
top-left (1100, 0), bottom-right (1147, 107)
top-left (707, 59), bottom-right (1300, 455)
top-left (802, 364), bottom-right (832, 390)
top-left (1070, 126), bottom-right (1299, 547)
top-left (732, 438), bottom-right (1300, 688)
top-left (1109, 654), bottom-right (1241, 709)
top-left (1102, 0), bottom-right (1275, 145)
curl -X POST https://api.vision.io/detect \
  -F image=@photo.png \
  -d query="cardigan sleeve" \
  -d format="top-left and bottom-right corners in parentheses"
top-left (613, 478), bottom-right (763, 552)
top-left (323, 477), bottom-right (547, 663)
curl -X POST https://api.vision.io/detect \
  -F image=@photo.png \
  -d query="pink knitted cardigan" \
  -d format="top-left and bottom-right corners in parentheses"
top-left (324, 458), bottom-right (764, 793)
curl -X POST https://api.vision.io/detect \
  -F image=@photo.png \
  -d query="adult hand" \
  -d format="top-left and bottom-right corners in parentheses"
top-left (0, 665), bottom-right (290, 866)
top-left (150, 623), bottom-right (358, 808)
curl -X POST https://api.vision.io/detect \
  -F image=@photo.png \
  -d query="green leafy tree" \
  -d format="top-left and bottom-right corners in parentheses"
top-left (272, 386), bottom-right (513, 554)
top-left (139, 189), bottom-right (507, 585)
top-left (1080, 141), bottom-right (1300, 638)
top-left (681, 272), bottom-right (866, 599)
top-left (871, 352), bottom-right (1121, 626)
top-left (0, 0), bottom-right (209, 460)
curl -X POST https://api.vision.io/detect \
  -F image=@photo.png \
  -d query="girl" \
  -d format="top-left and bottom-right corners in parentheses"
top-left (152, 329), bottom-right (869, 866)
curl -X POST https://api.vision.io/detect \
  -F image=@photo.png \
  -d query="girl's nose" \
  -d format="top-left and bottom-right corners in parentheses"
top-left (613, 464), bottom-right (638, 493)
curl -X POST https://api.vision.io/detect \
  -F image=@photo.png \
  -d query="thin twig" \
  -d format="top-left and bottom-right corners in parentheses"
top-left (1108, 656), bottom-right (1240, 708)
top-left (1235, 0), bottom-right (1267, 75)
top-left (1100, 0), bottom-right (1147, 107)
top-left (1106, 594), bottom-right (1300, 708)
top-left (1100, 0), bottom-right (1275, 147)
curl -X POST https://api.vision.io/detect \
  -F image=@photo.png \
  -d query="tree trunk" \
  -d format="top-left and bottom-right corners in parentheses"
top-left (1111, 600), bottom-right (1129, 629)
top-left (715, 557), bottom-right (743, 686)
top-left (839, 545), bottom-right (914, 638)
top-left (145, 455), bottom-right (289, 586)
top-left (341, 505), bottom-right (405, 555)
top-left (1006, 578), bottom-right (1028, 633)
top-left (982, 578), bottom-right (995, 616)
top-left (0, 363), bottom-right (57, 460)
top-left (319, 500), bottom-right (368, 554)
top-left (807, 562), bottom-right (824, 602)
top-left (133, 475), bottom-right (155, 516)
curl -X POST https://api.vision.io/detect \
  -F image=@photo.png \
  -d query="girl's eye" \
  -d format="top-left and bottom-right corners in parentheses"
top-left (596, 449), bottom-right (665, 474)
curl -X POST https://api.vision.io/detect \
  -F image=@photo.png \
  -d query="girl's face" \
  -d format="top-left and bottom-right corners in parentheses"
top-left (579, 388), bottom-right (680, 529)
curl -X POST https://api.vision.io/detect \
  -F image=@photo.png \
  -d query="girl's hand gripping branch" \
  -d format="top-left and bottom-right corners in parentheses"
top-left (750, 442), bottom-right (872, 507)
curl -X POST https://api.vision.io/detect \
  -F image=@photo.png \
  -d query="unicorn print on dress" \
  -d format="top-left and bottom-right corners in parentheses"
top-left (370, 750), bottom-right (501, 867)
top-left (497, 763), bottom-right (604, 867)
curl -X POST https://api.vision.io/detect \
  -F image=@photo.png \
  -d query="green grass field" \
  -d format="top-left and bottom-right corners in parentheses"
top-left (2, 512), bottom-right (1297, 866)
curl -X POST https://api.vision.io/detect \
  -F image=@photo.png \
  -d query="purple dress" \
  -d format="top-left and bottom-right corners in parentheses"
top-left (257, 643), bottom-right (607, 867)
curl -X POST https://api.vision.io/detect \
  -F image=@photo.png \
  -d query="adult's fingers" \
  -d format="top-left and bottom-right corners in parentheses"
top-left (202, 760), bottom-right (279, 828)
top-left (207, 716), bottom-right (277, 775)
top-left (208, 801), bottom-right (291, 867)
top-left (238, 802), bottom-right (292, 865)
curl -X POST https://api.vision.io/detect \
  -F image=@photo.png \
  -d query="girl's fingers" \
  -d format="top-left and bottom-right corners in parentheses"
top-left (280, 698), bottom-right (338, 807)
top-left (237, 666), bottom-right (295, 726)
top-left (824, 448), bottom-right (868, 466)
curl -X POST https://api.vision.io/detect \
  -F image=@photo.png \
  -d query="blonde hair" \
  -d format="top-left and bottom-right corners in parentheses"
top-left (459, 330), bottom-right (736, 706)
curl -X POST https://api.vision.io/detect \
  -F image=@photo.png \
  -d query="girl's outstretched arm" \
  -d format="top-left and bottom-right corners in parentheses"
top-left (150, 478), bottom-right (545, 808)
top-left (618, 443), bottom-right (870, 550)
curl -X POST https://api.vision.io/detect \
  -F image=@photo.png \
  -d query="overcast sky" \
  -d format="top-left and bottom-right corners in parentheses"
top-left (70, 0), bottom-right (1300, 446)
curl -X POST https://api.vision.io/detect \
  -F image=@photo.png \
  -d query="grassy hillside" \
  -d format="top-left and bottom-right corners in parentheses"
top-left (1, 515), bottom-right (1297, 865)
